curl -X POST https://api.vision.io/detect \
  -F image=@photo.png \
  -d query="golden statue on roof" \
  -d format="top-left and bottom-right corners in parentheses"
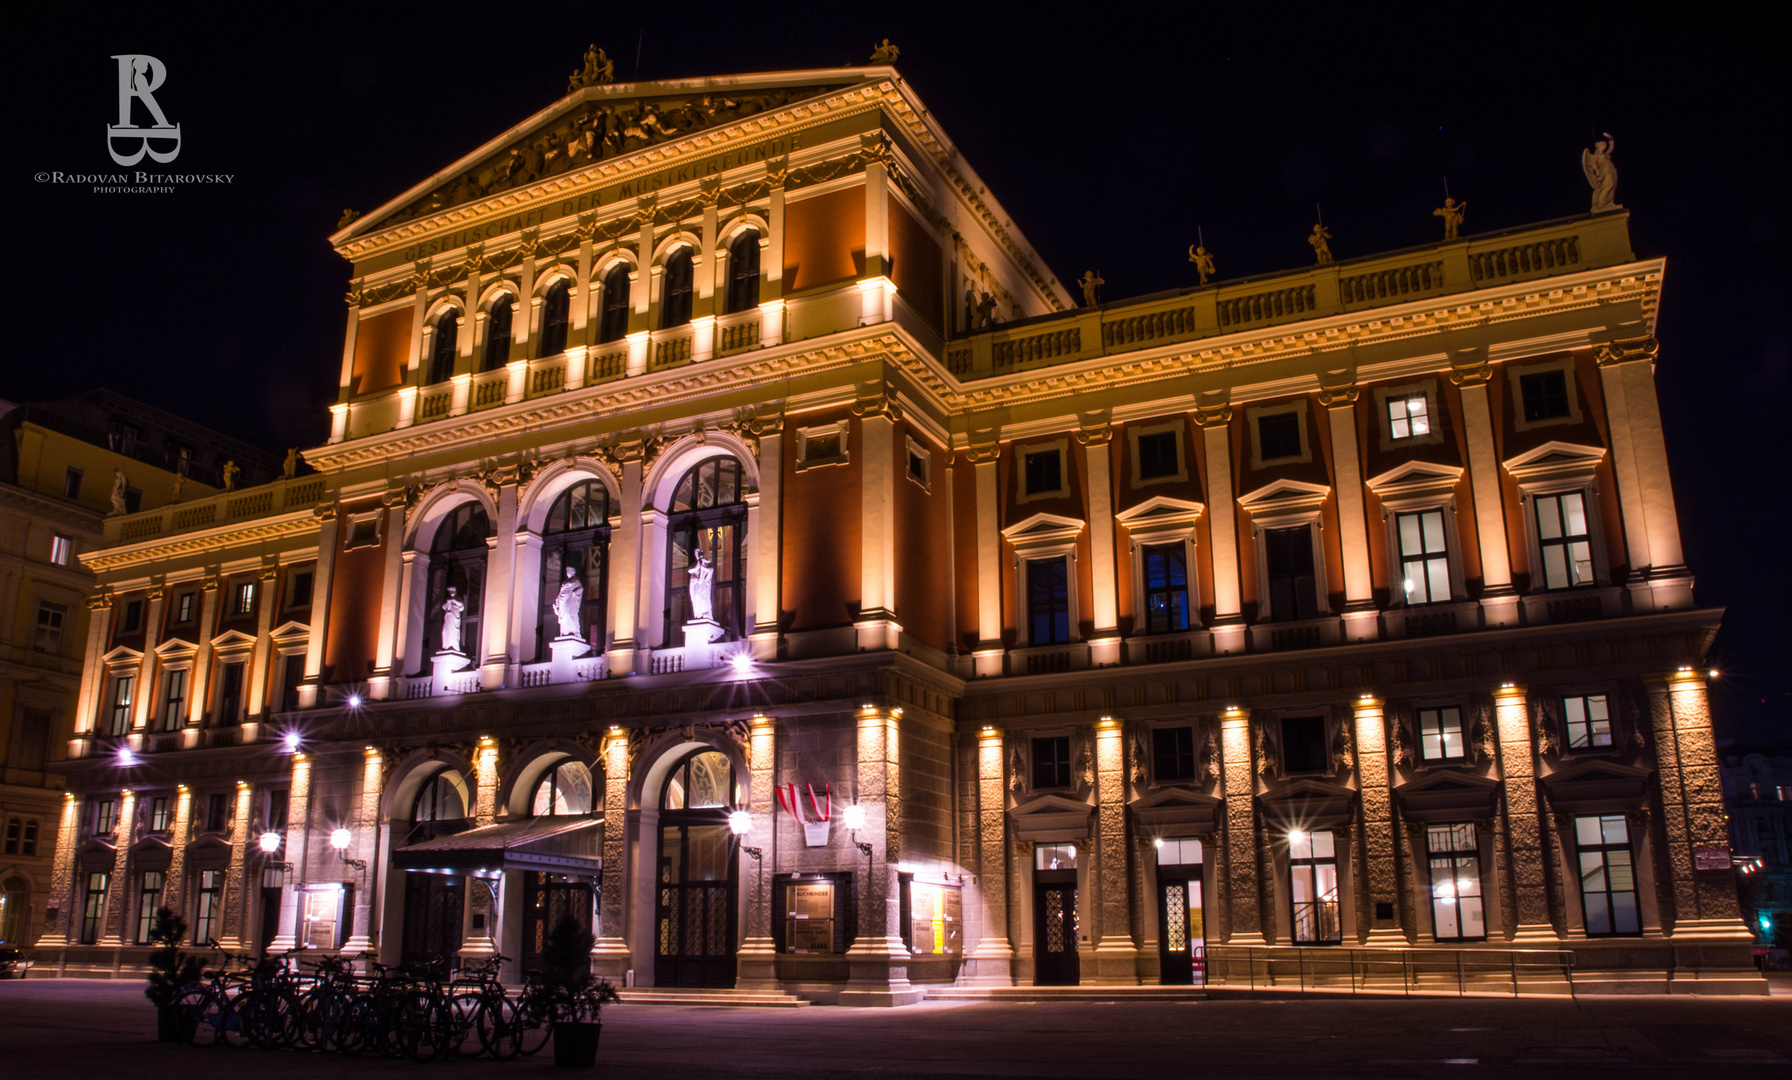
top-left (1433, 197), bottom-right (1468, 239)
top-left (870, 39), bottom-right (900, 64)
top-left (569, 44), bottom-right (615, 92)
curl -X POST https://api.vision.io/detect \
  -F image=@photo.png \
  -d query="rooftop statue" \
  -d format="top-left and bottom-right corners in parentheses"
top-left (282, 448), bottom-right (300, 479)
top-left (1308, 223), bottom-right (1334, 264)
top-left (1188, 244), bottom-right (1216, 285)
top-left (221, 460), bottom-right (240, 492)
top-left (169, 473), bottom-right (185, 502)
top-left (975, 291), bottom-right (999, 329)
top-left (336, 208), bottom-right (359, 229)
top-left (1433, 197), bottom-right (1468, 239)
top-left (1078, 270), bottom-right (1105, 307)
top-left (870, 39), bottom-right (900, 63)
top-left (568, 44), bottom-right (615, 92)
top-left (1582, 132), bottom-right (1620, 213)
top-left (109, 469), bottom-right (128, 516)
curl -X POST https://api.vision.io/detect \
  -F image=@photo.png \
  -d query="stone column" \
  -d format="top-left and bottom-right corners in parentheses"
top-left (460, 737), bottom-right (502, 965)
top-left (269, 755), bottom-right (310, 951)
top-left (371, 502), bottom-right (409, 698)
top-left (1352, 695), bottom-right (1403, 944)
top-left (840, 706), bottom-right (918, 1005)
top-left (749, 416), bottom-right (784, 659)
top-left (1079, 424), bottom-right (1121, 666)
top-left (963, 725), bottom-right (1014, 985)
top-left (1088, 717), bottom-right (1138, 982)
top-left (736, 715), bottom-right (778, 989)
top-left (1196, 402), bottom-right (1245, 655)
top-left (131, 587), bottom-right (165, 731)
top-left (1220, 708), bottom-right (1265, 944)
top-left (216, 783), bottom-right (254, 951)
top-left (969, 442), bottom-right (1004, 677)
top-left (1494, 684), bottom-right (1554, 940)
top-left (1451, 354), bottom-right (1519, 627)
top-left (606, 444), bottom-right (644, 674)
top-left (1652, 671), bottom-right (1750, 939)
top-left (245, 566), bottom-right (279, 722)
top-left (342, 748), bottom-right (382, 953)
top-left (299, 507), bottom-right (339, 708)
top-left (37, 794), bottom-right (83, 947)
top-left (480, 482), bottom-right (518, 686)
top-left (188, 574), bottom-right (220, 727)
top-left (854, 395), bottom-right (899, 651)
top-left (1322, 387), bottom-right (1378, 642)
top-left (97, 790), bottom-right (136, 946)
top-left (74, 595), bottom-right (113, 739)
top-left (591, 727), bottom-right (632, 977)
top-left (1595, 339), bottom-right (1693, 610)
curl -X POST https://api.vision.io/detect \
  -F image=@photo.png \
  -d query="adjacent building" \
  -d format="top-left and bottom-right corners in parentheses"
top-left (1722, 749), bottom-right (1792, 951)
top-left (31, 58), bottom-right (1760, 996)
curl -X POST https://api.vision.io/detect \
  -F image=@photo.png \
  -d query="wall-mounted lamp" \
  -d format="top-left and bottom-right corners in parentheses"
top-left (330, 827), bottom-right (366, 872)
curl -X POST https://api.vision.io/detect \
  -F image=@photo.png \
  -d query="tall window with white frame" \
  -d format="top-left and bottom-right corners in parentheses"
top-left (91, 797), bottom-right (117, 838)
top-left (1142, 544), bottom-right (1190, 633)
top-left (598, 264), bottom-right (630, 343)
top-left (1264, 527), bottom-right (1318, 622)
top-left (1288, 829), bottom-right (1341, 944)
top-left (34, 602), bottom-right (65, 653)
top-left (1026, 558), bottom-right (1071, 645)
top-left (661, 249), bottom-right (694, 329)
top-left (1562, 694), bottom-right (1612, 749)
top-left (483, 295), bottom-right (514, 372)
top-left (147, 795), bottom-right (171, 833)
top-left (424, 502), bottom-right (490, 663)
top-left (1417, 706), bottom-right (1465, 762)
top-left (663, 458), bottom-right (748, 642)
top-left (136, 870), bottom-right (165, 943)
top-left (531, 759), bottom-right (594, 816)
top-left (538, 480), bottom-right (611, 660)
top-left (1426, 824), bottom-right (1485, 941)
top-left (1534, 492), bottom-right (1595, 589)
top-left (106, 675), bottom-right (134, 736)
top-left (725, 230), bottom-right (760, 314)
top-left (80, 871), bottom-right (110, 944)
top-left (1396, 510), bottom-right (1451, 605)
top-left (539, 280), bottom-right (571, 357)
top-left (1576, 814), bottom-right (1640, 936)
top-left (427, 309), bottom-right (459, 385)
top-left (193, 869), bottom-right (223, 946)
top-left (160, 670), bottom-right (186, 730)
top-left (1387, 392), bottom-right (1430, 439)
top-left (216, 661), bottom-right (245, 725)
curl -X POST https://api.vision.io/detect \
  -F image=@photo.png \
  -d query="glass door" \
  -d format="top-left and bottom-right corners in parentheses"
top-left (654, 822), bottom-right (737, 987)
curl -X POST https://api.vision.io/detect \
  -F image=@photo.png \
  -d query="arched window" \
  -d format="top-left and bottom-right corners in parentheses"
top-left (531, 759), bottom-right (593, 815)
top-left (725, 231), bottom-right (761, 314)
top-left (482, 295), bottom-right (514, 372)
top-left (538, 479), bottom-right (611, 659)
top-left (663, 457), bottom-right (748, 642)
top-left (428, 309), bottom-right (459, 384)
top-left (411, 770), bottom-right (468, 823)
top-left (423, 502), bottom-right (489, 664)
top-left (598, 264), bottom-right (631, 343)
top-left (661, 749), bottom-right (736, 811)
top-left (661, 248), bottom-right (694, 329)
top-left (539, 279), bottom-right (571, 357)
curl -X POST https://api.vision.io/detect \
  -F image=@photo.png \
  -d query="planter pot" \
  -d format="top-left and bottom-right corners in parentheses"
top-left (552, 1021), bottom-right (602, 1068)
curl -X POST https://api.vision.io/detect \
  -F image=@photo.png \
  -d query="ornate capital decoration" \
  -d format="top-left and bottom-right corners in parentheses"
top-left (1318, 384), bottom-right (1360, 408)
top-left (86, 591), bottom-right (113, 611)
top-left (344, 280), bottom-right (364, 307)
top-left (1073, 423), bottom-right (1113, 447)
top-left (258, 565), bottom-right (280, 584)
top-left (966, 442), bottom-right (1001, 465)
top-left (1594, 335), bottom-right (1659, 368)
top-left (851, 394), bottom-right (903, 422)
top-left (576, 211), bottom-right (599, 244)
top-left (859, 131), bottom-right (894, 168)
top-left (1193, 403), bottom-right (1232, 428)
top-left (766, 156), bottom-right (789, 189)
top-left (697, 177), bottom-right (722, 207)
top-left (146, 583), bottom-right (166, 602)
top-left (201, 574), bottom-right (220, 593)
top-left (1449, 358), bottom-right (1491, 387)
top-left (744, 411), bottom-right (785, 440)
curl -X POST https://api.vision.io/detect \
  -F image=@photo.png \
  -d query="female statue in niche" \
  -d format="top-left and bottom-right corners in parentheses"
top-left (688, 546), bottom-right (716, 622)
top-left (552, 563), bottom-right (584, 638)
top-left (441, 586), bottom-right (465, 653)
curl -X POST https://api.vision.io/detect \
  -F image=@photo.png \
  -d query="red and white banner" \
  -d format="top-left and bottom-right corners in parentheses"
top-left (776, 782), bottom-right (832, 846)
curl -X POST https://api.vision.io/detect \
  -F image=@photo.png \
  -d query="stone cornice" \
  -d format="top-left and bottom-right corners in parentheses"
top-left (80, 511), bottom-right (319, 574)
top-left (0, 482), bottom-right (105, 533)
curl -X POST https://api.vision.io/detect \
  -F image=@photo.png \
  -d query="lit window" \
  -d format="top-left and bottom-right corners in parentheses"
top-left (531, 760), bottom-right (593, 816)
top-left (174, 592), bottom-right (196, 624)
top-left (903, 879), bottom-right (963, 957)
top-left (148, 796), bottom-right (172, 833)
top-left (1153, 837), bottom-right (1203, 866)
top-left (1288, 829), bottom-right (1340, 943)
top-left (93, 798), bottom-right (118, 836)
top-left (1397, 510), bottom-right (1451, 605)
top-left (161, 669), bottom-right (187, 729)
top-left (193, 869), bottom-right (223, 946)
top-left (136, 870), bottom-right (166, 944)
top-left (1575, 815), bottom-right (1639, 936)
top-left (1427, 824), bottom-right (1484, 941)
top-left (232, 581), bottom-right (255, 616)
top-left (1563, 694), bottom-right (1612, 749)
top-left (1387, 393), bottom-right (1430, 440)
top-left (660, 251), bottom-right (693, 330)
top-left (80, 872), bottom-right (110, 944)
top-left (1418, 706), bottom-right (1465, 761)
top-left (106, 676), bottom-right (134, 736)
top-left (540, 279), bottom-right (572, 355)
top-left (1034, 843), bottom-right (1078, 870)
top-left (1535, 492), bottom-right (1595, 589)
top-left (50, 534), bottom-right (74, 566)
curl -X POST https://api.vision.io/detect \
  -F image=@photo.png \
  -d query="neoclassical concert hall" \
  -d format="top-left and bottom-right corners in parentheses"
top-left (30, 53), bottom-right (1758, 999)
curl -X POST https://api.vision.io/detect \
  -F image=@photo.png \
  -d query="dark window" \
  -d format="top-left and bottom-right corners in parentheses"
top-left (1152, 726), bottom-right (1196, 783)
top-left (1137, 431), bottom-right (1179, 480)
top-left (1576, 815), bottom-right (1640, 936)
top-left (425, 502), bottom-right (490, 665)
top-left (725, 230), bottom-right (761, 314)
top-left (1257, 412), bottom-right (1302, 461)
top-left (411, 773), bottom-right (465, 823)
top-left (11, 709), bottom-right (51, 772)
top-left (539, 280), bottom-right (571, 356)
top-left (661, 249), bottom-right (694, 329)
top-left (217, 662), bottom-right (244, 724)
top-left (2, 819), bottom-right (16, 855)
top-left (908, 448), bottom-right (928, 483)
top-left (120, 600), bottom-right (144, 634)
top-left (193, 869), bottom-right (223, 946)
top-left (599, 264), bottom-right (631, 343)
top-left (1520, 370), bottom-right (1571, 421)
top-left (287, 569), bottom-right (313, 609)
top-left (428, 309), bottom-right (459, 384)
top-left (280, 654), bottom-right (304, 712)
top-left (63, 467), bottom-right (83, 499)
top-left (539, 480), bottom-right (611, 660)
top-left (1397, 510), bottom-right (1451, 605)
top-left (1280, 715), bottom-right (1328, 774)
top-left (1418, 707), bottom-right (1464, 761)
top-left (663, 458), bottom-right (748, 642)
top-left (205, 793), bottom-right (229, 833)
top-left (267, 788), bottom-right (289, 832)
top-left (1026, 557), bottom-right (1070, 645)
top-left (1032, 736), bottom-right (1072, 790)
top-left (802, 430), bottom-right (842, 463)
top-left (1563, 695), bottom-right (1612, 749)
top-left (106, 676), bottom-right (134, 736)
top-left (483, 295), bottom-right (514, 371)
top-left (1023, 450), bottom-right (1062, 496)
top-left (1265, 526), bottom-right (1318, 622)
top-left (1535, 492), bottom-right (1595, 589)
top-left (1142, 544), bottom-right (1190, 633)
top-left (21, 820), bottom-right (37, 856)
top-left (161, 669), bottom-right (187, 729)
top-left (34, 603), bottom-right (65, 653)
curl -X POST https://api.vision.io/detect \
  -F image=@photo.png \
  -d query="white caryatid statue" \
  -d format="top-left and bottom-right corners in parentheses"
top-left (440, 586), bottom-right (465, 653)
top-left (688, 546), bottom-right (716, 623)
top-left (552, 564), bottom-right (584, 638)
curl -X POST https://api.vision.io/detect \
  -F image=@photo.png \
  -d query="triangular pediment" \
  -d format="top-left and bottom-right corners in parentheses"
top-left (1236, 478), bottom-right (1331, 514)
top-left (270, 620), bottom-right (312, 644)
top-left (1394, 768), bottom-right (1502, 823)
top-left (154, 636), bottom-right (198, 660)
top-left (1365, 460), bottom-right (1465, 500)
top-left (1128, 785), bottom-right (1222, 831)
top-left (210, 628), bottom-right (257, 651)
top-left (1001, 512), bottom-right (1086, 547)
top-left (1007, 792), bottom-right (1093, 841)
top-left (1258, 776), bottom-right (1357, 830)
top-left (1115, 496), bottom-right (1206, 531)
top-left (1502, 440), bottom-right (1607, 481)
top-left (1540, 757), bottom-right (1653, 815)
top-left (100, 644), bottom-right (142, 666)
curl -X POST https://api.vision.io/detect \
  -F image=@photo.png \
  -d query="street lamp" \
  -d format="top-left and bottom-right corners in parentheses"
top-left (330, 827), bottom-right (366, 872)
top-left (843, 804), bottom-right (873, 881)
top-left (729, 809), bottom-right (764, 930)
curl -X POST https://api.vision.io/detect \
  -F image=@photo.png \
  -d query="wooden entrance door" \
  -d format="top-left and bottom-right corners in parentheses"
top-left (401, 872), bottom-right (463, 967)
top-left (654, 821), bottom-right (737, 987)
top-left (1157, 875), bottom-right (1205, 984)
top-left (1034, 878), bottom-right (1079, 986)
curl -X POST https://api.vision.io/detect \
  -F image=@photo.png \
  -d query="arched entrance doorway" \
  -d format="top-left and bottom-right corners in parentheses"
top-left (653, 749), bottom-right (739, 987)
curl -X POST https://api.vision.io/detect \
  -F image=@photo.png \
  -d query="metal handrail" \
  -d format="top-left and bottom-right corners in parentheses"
top-left (1204, 944), bottom-right (1576, 999)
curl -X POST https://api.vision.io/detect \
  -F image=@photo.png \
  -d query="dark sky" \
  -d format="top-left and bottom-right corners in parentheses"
top-left (10, 3), bottom-right (1787, 744)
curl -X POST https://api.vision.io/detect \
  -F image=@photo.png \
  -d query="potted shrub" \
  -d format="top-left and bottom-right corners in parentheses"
top-left (143, 906), bottom-right (203, 1042)
top-left (526, 915), bottom-right (618, 1068)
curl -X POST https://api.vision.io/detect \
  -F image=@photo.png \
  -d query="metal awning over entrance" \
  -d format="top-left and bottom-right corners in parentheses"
top-left (391, 817), bottom-right (602, 875)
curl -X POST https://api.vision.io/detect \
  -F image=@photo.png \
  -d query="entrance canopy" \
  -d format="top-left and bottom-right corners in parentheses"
top-left (391, 817), bottom-right (601, 875)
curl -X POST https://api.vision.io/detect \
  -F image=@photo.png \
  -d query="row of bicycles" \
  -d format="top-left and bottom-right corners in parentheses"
top-left (171, 946), bottom-right (555, 1060)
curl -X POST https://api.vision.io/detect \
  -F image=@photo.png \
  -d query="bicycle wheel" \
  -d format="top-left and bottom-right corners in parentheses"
top-left (516, 999), bottom-right (553, 1057)
top-left (477, 996), bottom-right (521, 1060)
top-left (336, 996), bottom-right (375, 1057)
top-left (446, 991), bottom-right (486, 1058)
top-left (219, 990), bottom-right (254, 1049)
top-left (394, 990), bottom-right (447, 1062)
top-left (171, 985), bottom-right (222, 1047)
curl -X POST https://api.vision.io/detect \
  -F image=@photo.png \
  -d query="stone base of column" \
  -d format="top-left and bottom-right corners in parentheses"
top-left (605, 644), bottom-right (640, 677)
top-left (590, 936), bottom-right (632, 980)
top-left (1479, 591), bottom-right (1521, 628)
top-left (1225, 930), bottom-right (1267, 946)
top-left (1083, 942), bottom-right (1142, 985)
top-left (458, 934), bottom-right (497, 968)
top-left (748, 629), bottom-right (780, 661)
top-left (1341, 607), bottom-right (1380, 643)
top-left (960, 942), bottom-right (1016, 986)
top-left (852, 614), bottom-right (902, 653)
top-left (1629, 570), bottom-right (1694, 613)
top-left (341, 934), bottom-right (373, 954)
top-left (1510, 922), bottom-right (1559, 943)
top-left (1665, 917), bottom-right (1757, 941)
top-left (836, 935), bottom-right (922, 1006)
top-left (267, 933), bottom-right (298, 952)
top-left (1363, 926), bottom-right (1409, 947)
top-left (1087, 635), bottom-right (1122, 668)
top-left (1210, 621), bottom-right (1247, 656)
top-left (734, 935), bottom-right (780, 991)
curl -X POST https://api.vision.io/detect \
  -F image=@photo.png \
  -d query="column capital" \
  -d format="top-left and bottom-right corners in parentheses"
top-left (1594, 335), bottom-right (1658, 367)
top-left (1318, 384), bottom-right (1360, 408)
top-left (965, 442), bottom-right (1001, 464)
top-left (1193, 402), bottom-right (1233, 428)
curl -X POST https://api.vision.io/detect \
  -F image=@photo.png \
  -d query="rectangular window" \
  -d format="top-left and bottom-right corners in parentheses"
top-left (136, 870), bottom-right (166, 944)
top-left (1142, 544), bottom-right (1190, 634)
top-left (162, 669), bottom-right (188, 729)
top-left (194, 869), bottom-right (224, 947)
top-left (1520, 370), bottom-right (1571, 422)
top-left (1387, 393), bottom-right (1431, 440)
top-left (93, 798), bottom-right (118, 837)
top-left (64, 467), bottom-right (84, 499)
top-left (120, 599), bottom-right (144, 634)
top-left (34, 603), bottom-right (66, 654)
top-left (107, 675), bottom-right (135, 736)
top-left (1154, 837), bottom-right (1203, 866)
top-left (1023, 449), bottom-right (1063, 497)
top-left (12, 708), bottom-right (51, 772)
top-left (1418, 706), bottom-right (1465, 761)
top-left (231, 582), bottom-right (255, 617)
top-left (1288, 830), bottom-right (1341, 944)
top-left (804, 430), bottom-right (842, 463)
top-left (3, 819), bottom-right (17, 854)
top-left (1280, 715), bottom-right (1328, 774)
top-left (280, 654), bottom-right (304, 712)
top-left (906, 445), bottom-right (930, 488)
top-left (50, 534), bottom-right (74, 566)
top-left (1427, 824), bottom-right (1485, 941)
top-left (1396, 509), bottom-right (1451, 605)
top-left (22, 820), bottom-right (38, 856)
top-left (1563, 694), bottom-right (1612, 749)
top-left (148, 796), bottom-right (171, 833)
top-left (1152, 726), bottom-right (1196, 784)
top-left (287, 569), bottom-right (314, 609)
top-left (1535, 492), bottom-right (1595, 589)
top-left (267, 788), bottom-right (289, 833)
top-left (174, 591), bottom-right (196, 624)
top-left (1032, 736), bottom-right (1072, 790)
top-left (1035, 843), bottom-right (1078, 870)
top-left (1026, 557), bottom-right (1071, 645)
top-left (1257, 412), bottom-right (1302, 461)
top-left (80, 872), bottom-right (110, 944)
top-left (1576, 815), bottom-right (1640, 936)
top-left (1265, 526), bottom-right (1318, 622)
top-left (1136, 431), bottom-right (1180, 480)
top-left (205, 793), bottom-right (230, 833)
top-left (217, 662), bottom-right (244, 724)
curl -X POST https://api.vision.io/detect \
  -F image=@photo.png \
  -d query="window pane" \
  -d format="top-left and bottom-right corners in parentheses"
top-left (1425, 559), bottom-right (1452, 604)
top-left (1579, 851), bottom-right (1607, 893)
top-left (1421, 510), bottom-right (1446, 552)
top-left (1311, 830), bottom-right (1335, 860)
top-left (1398, 513), bottom-right (1422, 557)
top-left (1289, 832), bottom-right (1312, 861)
top-left (1600, 814), bottom-right (1628, 846)
top-left (1575, 816), bottom-right (1603, 847)
top-left (1542, 546), bottom-right (1569, 590)
top-left (1568, 541), bottom-right (1594, 585)
top-left (1408, 395), bottom-right (1430, 435)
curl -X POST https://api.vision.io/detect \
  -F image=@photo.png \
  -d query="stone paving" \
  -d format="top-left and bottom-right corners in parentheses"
top-left (3, 979), bottom-right (1791, 1078)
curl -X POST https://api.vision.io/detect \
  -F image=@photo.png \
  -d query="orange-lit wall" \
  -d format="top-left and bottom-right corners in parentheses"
top-left (783, 186), bottom-right (864, 293)
top-left (350, 308), bottom-right (411, 397)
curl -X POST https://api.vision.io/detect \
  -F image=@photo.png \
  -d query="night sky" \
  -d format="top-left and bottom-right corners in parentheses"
top-left (10, 4), bottom-right (1787, 744)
